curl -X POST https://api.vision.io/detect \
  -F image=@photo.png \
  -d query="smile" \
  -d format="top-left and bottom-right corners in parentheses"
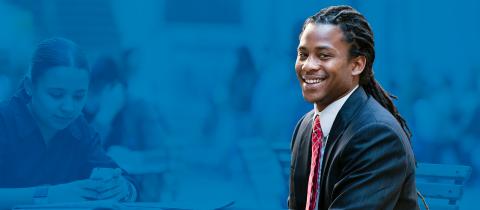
top-left (302, 76), bottom-right (327, 84)
top-left (54, 116), bottom-right (74, 121)
top-left (304, 79), bottom-right (324, 84)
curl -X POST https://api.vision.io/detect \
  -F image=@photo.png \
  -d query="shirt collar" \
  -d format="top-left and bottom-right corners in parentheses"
top-left (314, 85), bottom-right (359, 137)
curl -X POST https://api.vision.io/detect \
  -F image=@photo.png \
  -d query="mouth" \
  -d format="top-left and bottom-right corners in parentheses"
top-left (302, 75), bottom-right (327, 85)
top-left (54, 115), bottom-right (74, 123)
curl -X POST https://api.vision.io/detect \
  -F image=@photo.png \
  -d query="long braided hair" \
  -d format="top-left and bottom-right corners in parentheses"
top-left (300, 5), bottom-right (412, 139)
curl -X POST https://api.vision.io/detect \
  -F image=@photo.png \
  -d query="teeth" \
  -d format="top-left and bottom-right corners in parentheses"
top-left (305, 79), bottom-right (322, 84)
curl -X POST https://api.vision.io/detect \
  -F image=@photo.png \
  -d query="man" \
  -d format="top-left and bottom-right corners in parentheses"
top-left (288, 5), bottom-right (419, 210)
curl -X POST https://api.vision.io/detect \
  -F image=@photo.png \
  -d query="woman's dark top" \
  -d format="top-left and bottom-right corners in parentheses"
top-left (0, 90), bottom-right (121, 187)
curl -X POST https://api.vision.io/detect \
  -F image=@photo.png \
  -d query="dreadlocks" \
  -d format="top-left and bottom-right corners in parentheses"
top-left (300, 5), bottom-right (412, 139)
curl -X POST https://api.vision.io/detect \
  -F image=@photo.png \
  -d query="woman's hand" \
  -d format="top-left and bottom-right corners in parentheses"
top-left (48, 179), bottom-right (99, 203)
top-left (92, 176), bottom-right (131, 201)
top-left (48, 170), bottom-right (132, 203)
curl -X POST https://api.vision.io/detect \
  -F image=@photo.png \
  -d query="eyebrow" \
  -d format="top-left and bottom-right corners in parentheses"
top-left (298, 46), bottom-right (334, 51)
top-left (47, 88), bottom-right (86, 93)
top-left (47, 88), bottom-right (65, 92)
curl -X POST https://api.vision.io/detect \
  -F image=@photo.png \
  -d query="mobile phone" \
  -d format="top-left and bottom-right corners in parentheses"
top-left (90, 167), bottom-right (121, 181)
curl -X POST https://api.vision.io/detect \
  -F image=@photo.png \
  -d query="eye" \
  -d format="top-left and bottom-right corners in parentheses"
top-left (318, 53), bottom-right (332, 60)
top-left (73, 94), bottom-right (85, 101)
top-left (298, 51), bottom-right (308, 60)
top-left (48, 92), bottom-right (64, 99)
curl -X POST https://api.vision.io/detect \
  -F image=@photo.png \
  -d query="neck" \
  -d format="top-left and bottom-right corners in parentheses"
top-left (315, 84), bottom-right (358, 113)
top-left (27, 103), bottom-right (57, 145)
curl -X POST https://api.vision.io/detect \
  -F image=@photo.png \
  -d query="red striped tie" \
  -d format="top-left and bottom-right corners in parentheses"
top-left (306, 115), bottom-right (323, 210)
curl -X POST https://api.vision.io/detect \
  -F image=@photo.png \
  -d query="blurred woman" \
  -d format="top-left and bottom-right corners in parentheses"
top-left (0, 38), bottom-right (137, 209)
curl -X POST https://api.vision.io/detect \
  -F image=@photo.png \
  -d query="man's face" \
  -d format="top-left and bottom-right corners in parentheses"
top-left (295, 23), bottom-right (361, 111)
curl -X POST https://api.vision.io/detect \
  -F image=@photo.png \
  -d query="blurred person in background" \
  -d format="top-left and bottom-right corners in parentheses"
top-left (0, 38), bottom-right (137, 209)
top-left (84, 51), bottom-right (168, 201)
top-left (214, 46), bottom-right (260, 202)
top-left (84, 53), bottom-right (166, 151)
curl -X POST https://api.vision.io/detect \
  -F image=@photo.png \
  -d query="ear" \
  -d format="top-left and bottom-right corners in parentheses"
top-left (24, 77), bottom-right (33, 96)
top-left (351, 55), bottom-right (366, 76)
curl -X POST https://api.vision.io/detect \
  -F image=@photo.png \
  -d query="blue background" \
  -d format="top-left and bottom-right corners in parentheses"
top-left (0, 0), bottom-right (479, 208)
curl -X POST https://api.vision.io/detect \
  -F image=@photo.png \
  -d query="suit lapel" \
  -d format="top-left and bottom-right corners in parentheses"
top-left (299, 111), bottom-right (315, 176)
top-left (319, 87), bottom-right (370, 198)
top-left (292, 110), bottom-right (314, 209)
top-left (327, 87), bottom-right (369, 144)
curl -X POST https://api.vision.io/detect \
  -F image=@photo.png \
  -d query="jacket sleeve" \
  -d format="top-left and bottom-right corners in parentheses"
top-left (288, 113), bottom-right (307, 209)
top-left (328, 123), bottom-right (414, 210)
top-left (0, 114), bottom-right (6, 182)
top-left (84, 131), bottom-right (139, 201)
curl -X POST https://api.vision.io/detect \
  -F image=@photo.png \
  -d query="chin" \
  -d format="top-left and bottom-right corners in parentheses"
top-left (49, 121), bottom-right (70, 130)
top-left (51, 125), bottom-right (66, 131)
top-left (302, 92), bottom-right (324, 104)
top-left (303, 95), bottom-right (320, 104)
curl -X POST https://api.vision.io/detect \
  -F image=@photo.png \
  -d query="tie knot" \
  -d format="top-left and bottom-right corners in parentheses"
top-left (314, 115), bottom-right (321, 129)
top-left (312, 115), bottom-right (323, 143)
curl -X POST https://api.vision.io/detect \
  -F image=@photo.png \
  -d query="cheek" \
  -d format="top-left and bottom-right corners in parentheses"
top-left (327, 61), bottom-right (349, 77)
top-left (30, 96), bottom-right (55, 122)
top-left (324, 59), bottom-right (341, 70)
top-left (294, 63), bottom-right (302, 74)
top-left (76, 100), bottom-right (87, 112)
top-left (32, 93), bottom-right (52, 111)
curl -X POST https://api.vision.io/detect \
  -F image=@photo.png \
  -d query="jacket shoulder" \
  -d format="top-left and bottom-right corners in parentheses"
top-left (68, 115), bottom-right (101, 145)
top-left (0, 99), bottom-right (16, 130)
top-left (291, 110), bottom-right (314, 149)
top-left (342, 97), bottom-right (415, 167)
top-left (351, 97), bottom-right (407, 139)
top-left (0, 99), bottom-right (15, 145)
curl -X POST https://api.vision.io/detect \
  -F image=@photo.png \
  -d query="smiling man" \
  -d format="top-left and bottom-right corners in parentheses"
top-left (288, 5), bottom-right (419, 210)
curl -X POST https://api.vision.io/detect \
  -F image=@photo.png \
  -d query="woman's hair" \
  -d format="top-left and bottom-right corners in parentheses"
top-left (300, 5), bottom-right (412, 139)
top-left (29, 37), bottom-right (90, 84)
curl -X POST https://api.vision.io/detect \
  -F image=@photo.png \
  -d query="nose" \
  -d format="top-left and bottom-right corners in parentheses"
top-left (302, 57), bottom-right (320, 72)
top-left (60, 98), bottom-right (76, 115)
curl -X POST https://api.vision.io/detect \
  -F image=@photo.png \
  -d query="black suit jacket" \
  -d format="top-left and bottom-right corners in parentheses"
top-left (288, 87), bottom-right (419, 210)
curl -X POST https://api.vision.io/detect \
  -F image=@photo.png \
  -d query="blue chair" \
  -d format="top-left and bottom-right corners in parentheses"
top-left (416, 163), bottom-right (472, 210)
top-left (271, 142), bottom-right (291, 181)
